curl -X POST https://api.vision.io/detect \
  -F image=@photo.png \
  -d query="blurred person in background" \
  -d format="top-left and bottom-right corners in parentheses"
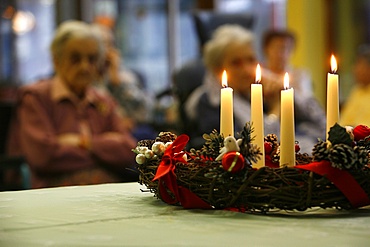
top-left (185, 24), bottom-right (272, 148)
top-left (261, 29), bottom-right (325, 151)
top-left (7, 20), bottom-right (138, 188)
top-left (185, 24), bottom-right (325, 153)
top-left (340, 44), bottom-right (370, 127)
top-left (261, 29), bottom-right (314, 116)
top-left (91, 23), bottom-right (155, 140)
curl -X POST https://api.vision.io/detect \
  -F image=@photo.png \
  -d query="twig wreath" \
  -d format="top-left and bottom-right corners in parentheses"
top-left (133, 123), bottom-right (370, 213)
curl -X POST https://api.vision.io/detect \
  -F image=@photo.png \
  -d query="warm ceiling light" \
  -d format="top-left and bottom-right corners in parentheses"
top-left (12, 11), bottom-right (36, 35)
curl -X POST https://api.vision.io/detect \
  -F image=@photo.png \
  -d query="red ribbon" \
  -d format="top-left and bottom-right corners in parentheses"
top-left (265, 155), bottom-right (279, 168)
top-left (153, 134), bottom-right (212, 209)
top-left (296, 160), bottom-right (370, 208)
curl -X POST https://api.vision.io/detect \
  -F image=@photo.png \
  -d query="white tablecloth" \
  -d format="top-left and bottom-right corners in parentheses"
top-left (1, 182), bottom-right (370, 246)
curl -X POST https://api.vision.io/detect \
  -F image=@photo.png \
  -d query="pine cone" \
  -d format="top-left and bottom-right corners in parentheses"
top-left (312, 140), bottom-right (330, 161)
top-left (203, 131), bottom-right (223, 149)
top-left (353, 146), bottom-right (369, 169)
top-left (137, 139), bottom-right (155, 148)
top-left (190, 130), bottom-right (223, 160)
top-left (296, 153), bottom-right (313, 164)
top-left (328, 144), bottom-right (356, 169)
top-left (155, 132), bottom-right (177, 143)
top-left (272, 148), bottom-right (280, 163)
top-left (264, 134), bottom-right (279, 151)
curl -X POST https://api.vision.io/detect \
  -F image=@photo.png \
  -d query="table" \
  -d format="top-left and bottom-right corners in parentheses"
top-left (1, 182), bottom-right (370, 246)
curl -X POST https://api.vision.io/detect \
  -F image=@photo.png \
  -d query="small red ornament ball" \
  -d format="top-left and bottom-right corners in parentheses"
top-left (222, 151), bottom-right (245, 173)
top-left (353, 125), bottom-right (370, 141)
top-left (295, 143), bottom-right (300, 153)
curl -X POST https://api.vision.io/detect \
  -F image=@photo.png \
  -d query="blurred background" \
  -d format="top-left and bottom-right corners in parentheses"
top-left (1, 0), bottom-right (370, 117)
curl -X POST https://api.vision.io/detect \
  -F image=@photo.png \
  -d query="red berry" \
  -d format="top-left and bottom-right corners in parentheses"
top-left (295, 143), bottom-right (300, 153)
top-left (353, 125), bottom-right (370, 141)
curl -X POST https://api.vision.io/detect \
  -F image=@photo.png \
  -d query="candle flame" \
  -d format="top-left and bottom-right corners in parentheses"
top-left (255, 64), bottom-right (261, 83)
top-left (284, 72), bottom-right (289, 89)
top-left (222, 70), bottom-right (228, 87)
top-left (330, 55), bottom-right (337, 73)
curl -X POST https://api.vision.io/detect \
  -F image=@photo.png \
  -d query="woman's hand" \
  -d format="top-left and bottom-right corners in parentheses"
top-left (58, 133), bottom-right (91, 150)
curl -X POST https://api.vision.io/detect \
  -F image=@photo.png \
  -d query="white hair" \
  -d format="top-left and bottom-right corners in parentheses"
top-left (203, 24), bottom-right (255, 70)
top-left (50, 20), bottom-right (104, 63)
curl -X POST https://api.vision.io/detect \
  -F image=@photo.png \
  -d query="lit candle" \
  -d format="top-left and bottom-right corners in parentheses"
top-left (251, 64), bottom-right (265, 168)
top-left (326, 55), bottom-right (339, 138)
top-left (220, 70), bottom-right (234, 137)
top-left (280, 73), bottom-right (296, 167)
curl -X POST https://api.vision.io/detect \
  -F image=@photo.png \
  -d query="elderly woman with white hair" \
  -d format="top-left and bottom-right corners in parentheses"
top-left (8, 20), bottom-right (138, 188)
top-left (185, 24), bottom-right (262, 148)
top-left (185, 24), bottom-right (326, 153)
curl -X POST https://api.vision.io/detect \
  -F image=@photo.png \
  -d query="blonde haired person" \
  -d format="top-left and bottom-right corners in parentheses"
top-left (8, 20), bottom-right (138, 188)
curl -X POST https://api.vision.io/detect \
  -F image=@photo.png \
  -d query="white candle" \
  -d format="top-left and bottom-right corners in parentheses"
top-left (251, 64), bottom-right (265, 168)
top-left (220, 70), bottom-right (234, 137)
top-left (280, 73), bottom-right (296, 167)
top-left (326, 55), bottom-right (339, 138)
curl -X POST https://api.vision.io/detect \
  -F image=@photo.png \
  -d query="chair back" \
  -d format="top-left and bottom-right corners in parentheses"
top-left (0, 102), bottom-right (14, 154)
top-left (0, 93), bottom-right (30, 190)
top-left (192, 11), bottom-right (255, 47)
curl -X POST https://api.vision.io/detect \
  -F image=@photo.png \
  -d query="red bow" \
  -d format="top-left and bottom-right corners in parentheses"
top-left (153, 134), bottom-right (189, 182)
top-left (153, 134), bottom-right (212, 209)
top-left (296, 161), bottom-right (370, 208)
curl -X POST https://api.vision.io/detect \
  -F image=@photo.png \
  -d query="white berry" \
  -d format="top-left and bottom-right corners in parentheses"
top-left (145, 150), bottom-right (154, 159)
top-left (136, 146), bottom-right (148, 154)
top-left (152, 142), bottom-right (165, 155)
top-left (135, 154), bottom-right (146, 164)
